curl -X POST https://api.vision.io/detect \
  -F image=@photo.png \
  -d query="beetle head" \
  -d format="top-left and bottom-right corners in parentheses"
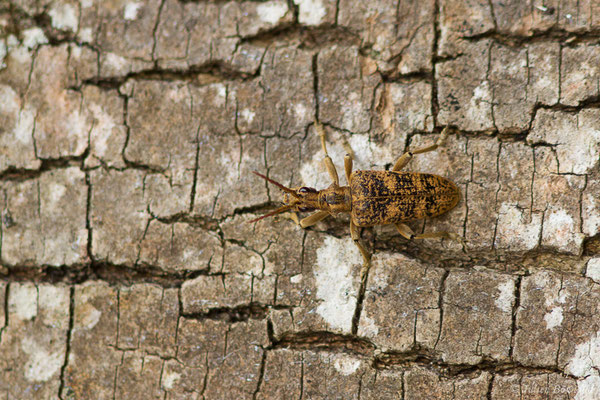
top-left (249, 171), bottom-right (320, 223)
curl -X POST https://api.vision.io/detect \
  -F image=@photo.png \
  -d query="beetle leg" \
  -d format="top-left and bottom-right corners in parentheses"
top-left (392, 127), bottom-right (450, 172)
top-left (395, 222), bottom-right (466, 249)
top-left (412, 126), bottom-right (449, 155)
top-left (341, 135), bottom-right (355, 160)
top-left (315, 120), bottom-right (340, 186)
top-left (344, 154), bottom-right (353, 183)
top-left (350, 221), bottom-right (371, 266)
top-left (394, 223), bottom-right (414, 240)
top-left (288, 212), bottom-right (301, 226)
top-left (299, 210), bottom-right (329, 228)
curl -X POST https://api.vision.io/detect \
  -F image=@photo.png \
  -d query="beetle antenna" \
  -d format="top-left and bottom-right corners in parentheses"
top-left (248, 204), bottom-right (295, 223)
top-left (252, 171), bottom-right (299, 198)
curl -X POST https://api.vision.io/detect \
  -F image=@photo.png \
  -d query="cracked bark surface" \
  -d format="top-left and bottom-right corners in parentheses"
top-left (1, 0), bottom-right (600, 399)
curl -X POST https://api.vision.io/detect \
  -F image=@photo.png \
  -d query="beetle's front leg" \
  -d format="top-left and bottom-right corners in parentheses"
top-left (315, 120), bottom-right (340, 186)
top-left (299, 210), bottom-right (329, 228)
top-left (394, 222), bottom-right (466, 249)
top-left (288, 212), bottom-right (301, 226)
top-left (344, 154), bottom-right (353, 183)
top-left (392, 127), bottom-right (450, 172)
top-left (350, 221), bottom-right (371, 266)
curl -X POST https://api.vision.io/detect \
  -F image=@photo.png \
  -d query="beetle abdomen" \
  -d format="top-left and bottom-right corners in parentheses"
top-left (350, 170), bottom-right (460, 227)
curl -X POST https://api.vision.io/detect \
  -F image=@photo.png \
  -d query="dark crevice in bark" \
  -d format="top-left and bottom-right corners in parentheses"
top-left (380, 70), bottom-right (434, 84)
top-left (0, 283), bottom-right (9, 344)
top-left (299, 352), bottom-right (305, 400)
top-left (356, 370), bottom-right (363, 399)
top-left (112, 351), bottom-right (124, 400)
top-left (151, 0), bottom-right (167, 64)
top-left (0, 154), bottom-right (87, 182)
top-left (272, 331), bottom-right (376, 356)
top-left (372, 239), bottom-right (587, 274)
top-left (434, 269), bottom-right (449, 349)
top-left (57, 286), bottom-right (75, 400)
top-left (288, 0), bottom-right (299, 22)
top-left (486, 373), bottom-right (495, 400)
top-left (71, 61), bottom-right (259, 92)
top-left (0, 243), bottom-right (587, 290)
top-left (182, 303), bottom-right (271, 323)
top-left (374, 348), bottom-right (579, 378)
top-left (152, 212), bottom-right (221, 231)
top-left (114, 288), bottom-right (121, 353)
top-left (462, 28), bottom-right (600, 47)
top-left (85, 169), bottom-right (94, 274)
top-left (188, 126), bottom-right (202, 214)
top-left (240, 24), bottom-right (360, 50)
top-left (508, 275), bottom-right (522, 359)
top-left (351, 244), bottom-right (372, 335)
top-left (557, 44), bottom-right (563, 103)
top-left (252, 350), bottom-right (268, 400)
top-left (486, 0), bottom-right (499, 31)
top-left (431, 0), bottom-right (441, 126)
top-left (0, 262), bottom-right (210, 287)
top-left (266, 317), bottom-right (276, 345)
top-left (583, 233), bottom-right (600, 256)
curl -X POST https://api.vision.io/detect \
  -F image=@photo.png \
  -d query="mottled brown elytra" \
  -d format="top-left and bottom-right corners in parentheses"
top-left (249, 121), bottom-right (462, 265)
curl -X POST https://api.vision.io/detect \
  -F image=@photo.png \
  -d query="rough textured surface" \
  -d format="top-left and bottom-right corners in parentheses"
top-left (1, 0), bottom-right (600, 398)
top-left (2, 168), bottom-right (88, 266)
top-left (358, 253), bottom-right (444, 352)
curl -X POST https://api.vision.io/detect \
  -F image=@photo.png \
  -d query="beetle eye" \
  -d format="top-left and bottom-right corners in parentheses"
top-left (298, 206), bottom-right (315, 212)
top-left (299, 187), bottom-right (316, 193)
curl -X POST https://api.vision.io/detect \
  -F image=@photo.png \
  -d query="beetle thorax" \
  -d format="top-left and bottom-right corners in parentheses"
top-left (318, 186), bottom-right (352, 214)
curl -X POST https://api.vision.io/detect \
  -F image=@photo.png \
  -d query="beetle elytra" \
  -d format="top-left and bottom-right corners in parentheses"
top-left (249, 121), bottom-right (462, 265)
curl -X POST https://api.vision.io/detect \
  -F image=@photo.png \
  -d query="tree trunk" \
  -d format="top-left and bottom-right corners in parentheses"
top-left (0, 0), bottom-right (599, 398)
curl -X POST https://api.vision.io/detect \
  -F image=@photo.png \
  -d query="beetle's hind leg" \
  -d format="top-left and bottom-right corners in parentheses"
top-left (351, 221), bottom-right (371, 266)
top-left (392, 127), bottom-right (450, 172)
top-left (395, 222), bottom-right (466, 249)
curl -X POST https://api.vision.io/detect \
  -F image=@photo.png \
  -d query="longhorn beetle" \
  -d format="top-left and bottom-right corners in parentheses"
top-left (249, 122), bottom-right (462, 265)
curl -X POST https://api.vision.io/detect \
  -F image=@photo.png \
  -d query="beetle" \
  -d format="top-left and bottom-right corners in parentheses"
top-left (249, 121), bottom-right (462, 265)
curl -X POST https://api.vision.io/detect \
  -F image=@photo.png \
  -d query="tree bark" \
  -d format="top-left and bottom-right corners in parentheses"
top-left (0, 0), bottom-right (599, 398)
